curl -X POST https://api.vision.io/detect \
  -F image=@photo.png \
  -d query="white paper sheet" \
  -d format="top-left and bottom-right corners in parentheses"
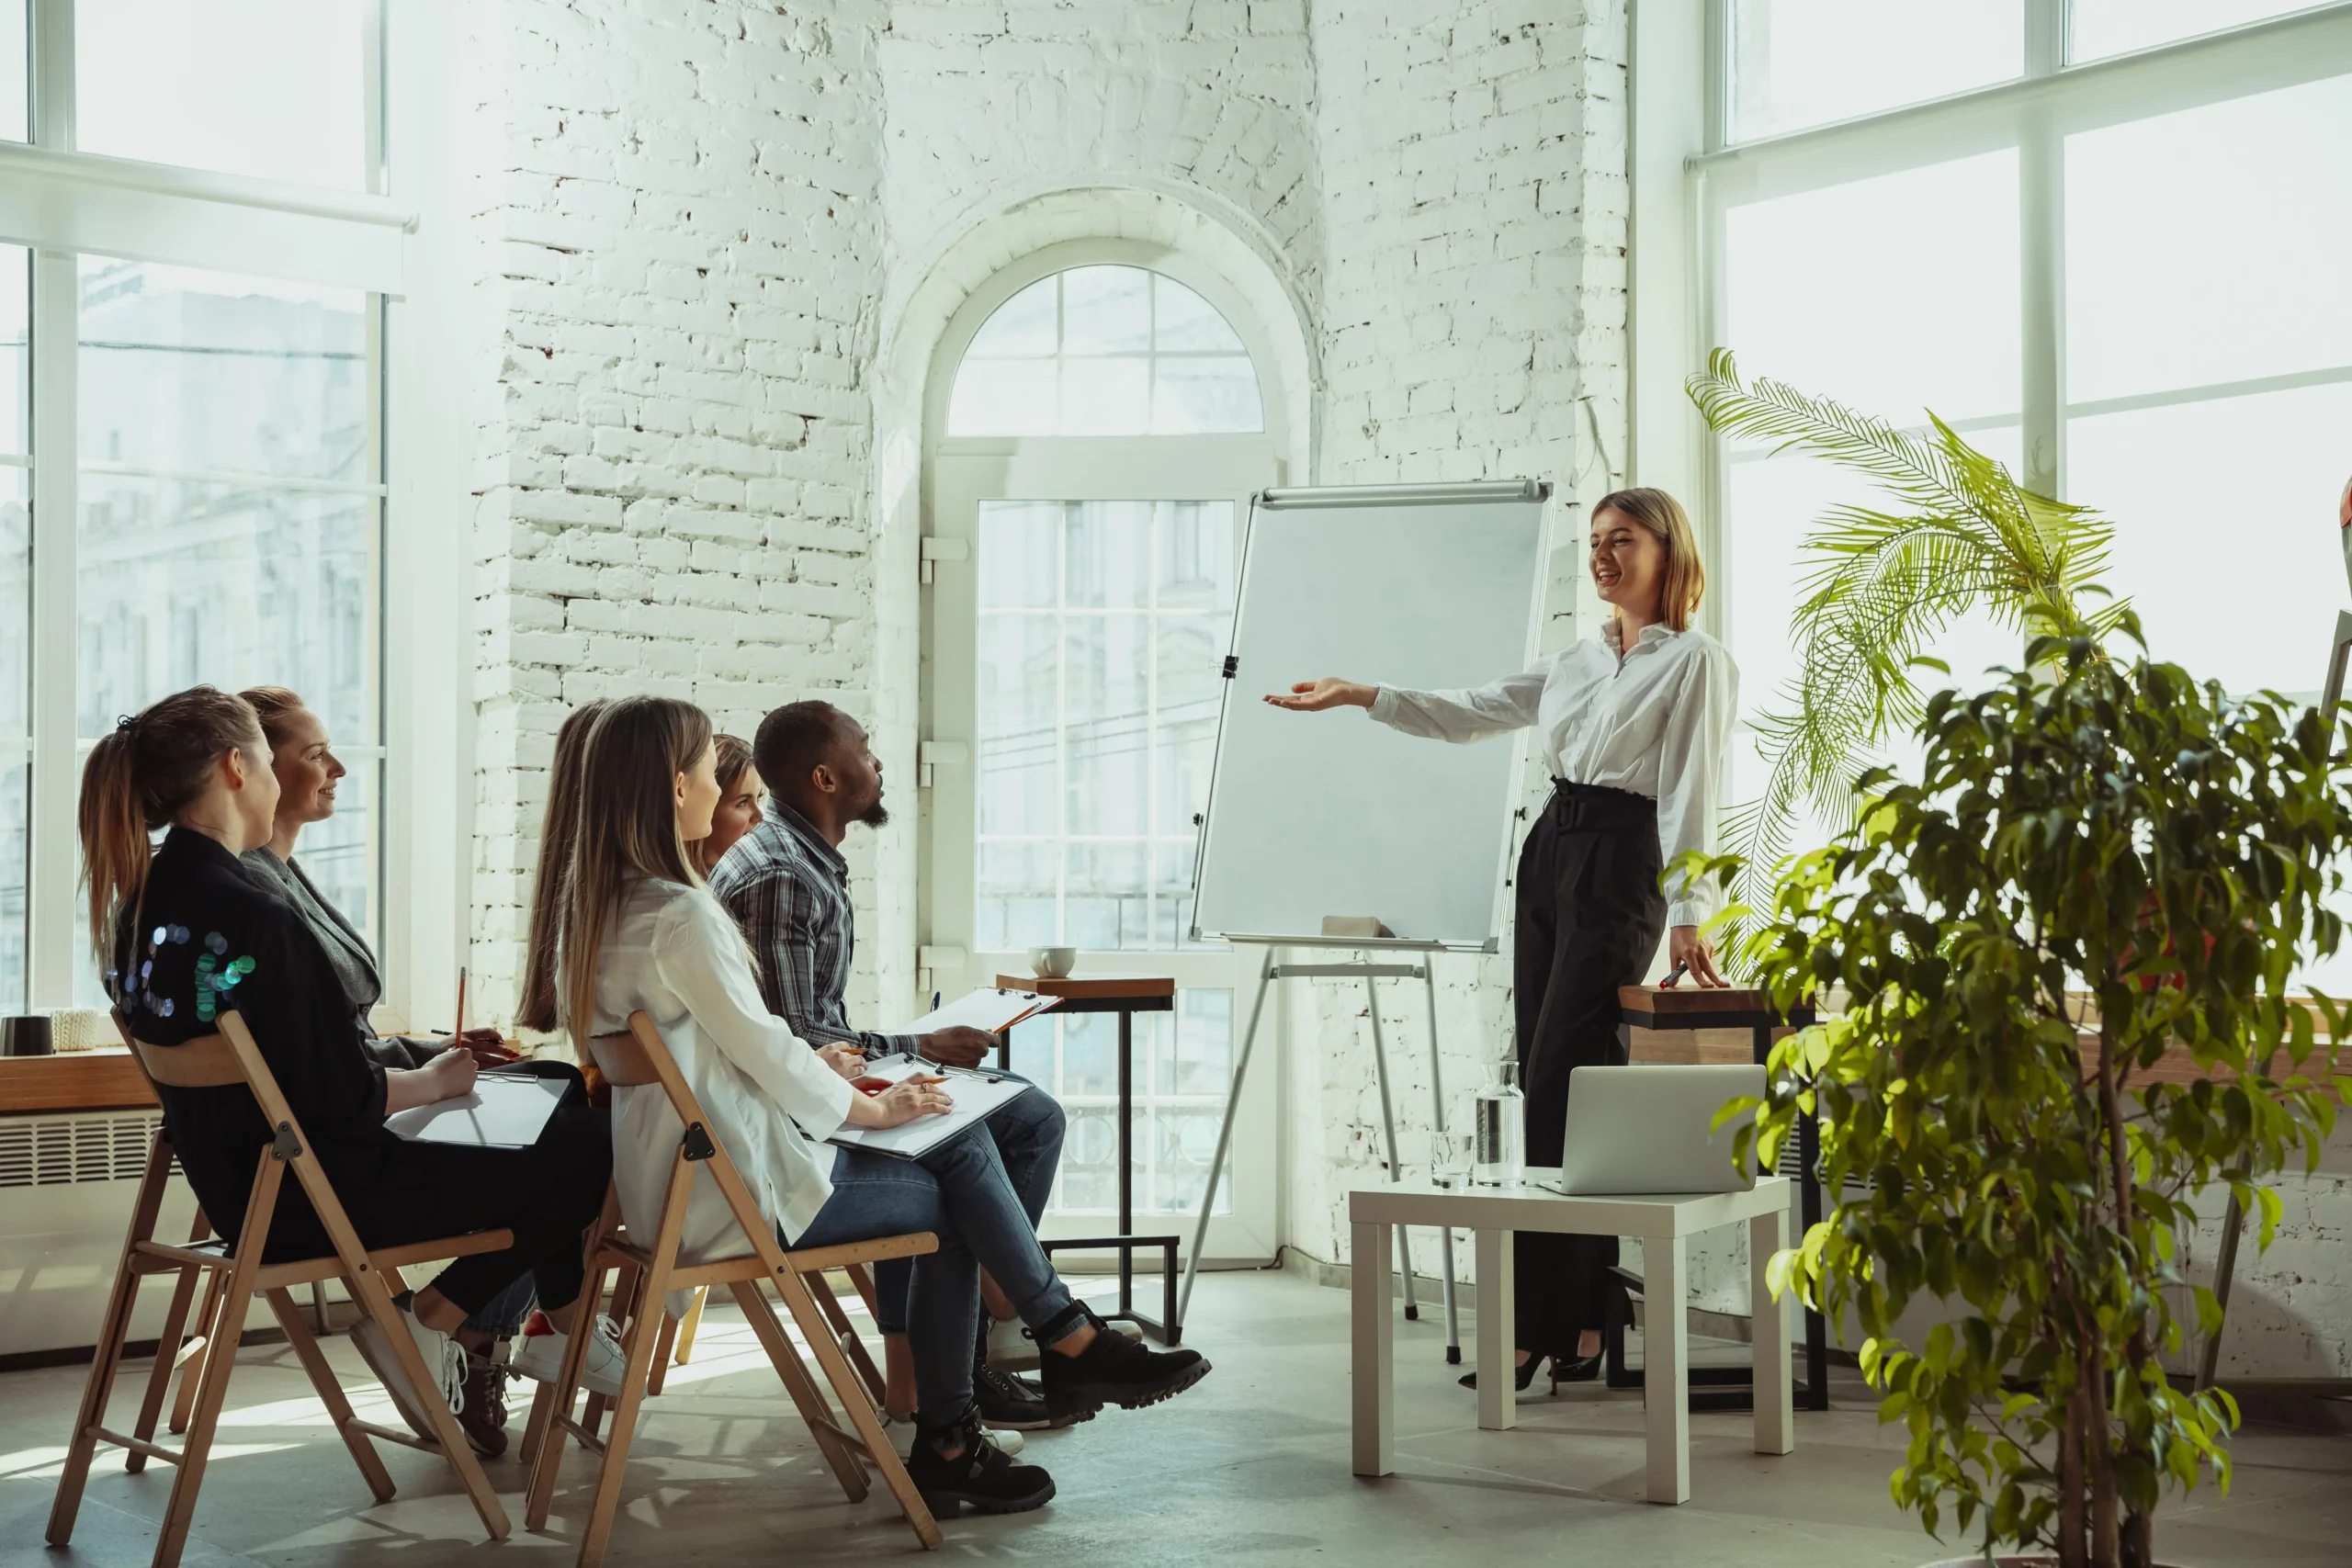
top-left (827, 1053), bottom-right (1035, 1160)
top-left (385, 1073), bottom-right (568, 1149)
top-left (887, 987), bottom-right (1060, 1038)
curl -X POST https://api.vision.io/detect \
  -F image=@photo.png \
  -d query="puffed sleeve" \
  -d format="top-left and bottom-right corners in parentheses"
top-left (1367, 660), bottom-right (1550, 742)
top-left (225, 910), bottom-right (390, 1142)
top-left (1655, 638), bottom-right (1740, 929)
top-left (652, 891), bottom-right (855, 1139)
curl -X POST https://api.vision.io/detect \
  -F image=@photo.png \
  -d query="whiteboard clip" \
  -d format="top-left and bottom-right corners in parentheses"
top-left (1222, 656), bottom-right (1238, 679)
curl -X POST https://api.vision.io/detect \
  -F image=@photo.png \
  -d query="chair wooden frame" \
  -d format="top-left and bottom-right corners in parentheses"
top-left (522, 1010), bottom-right (943, 1564)
top-left (46, 1010), bottom-right (516, 1568)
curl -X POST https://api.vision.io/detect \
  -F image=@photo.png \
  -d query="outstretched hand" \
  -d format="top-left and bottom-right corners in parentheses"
top-left (1263, 678), bottom-right (1375, 713)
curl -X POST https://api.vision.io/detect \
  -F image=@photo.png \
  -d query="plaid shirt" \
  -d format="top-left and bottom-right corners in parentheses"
top-left (707, 802), bottom-right (921, 1057)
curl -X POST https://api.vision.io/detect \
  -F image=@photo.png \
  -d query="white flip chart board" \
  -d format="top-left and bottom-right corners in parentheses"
top-left (1191, 481), bottom-right (1551, 949)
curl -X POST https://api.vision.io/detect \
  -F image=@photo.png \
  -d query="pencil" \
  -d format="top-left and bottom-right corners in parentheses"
top-left (454, 966), bottom-right (469, 1044)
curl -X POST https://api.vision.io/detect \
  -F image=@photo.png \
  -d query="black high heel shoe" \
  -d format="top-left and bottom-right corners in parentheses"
top-left (1456, 1356), bottom-right (1544, 1393)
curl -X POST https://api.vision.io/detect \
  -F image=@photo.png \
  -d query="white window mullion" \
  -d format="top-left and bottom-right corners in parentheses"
top-left (29, 0), bottom-right (73, 152)
top-left (2022, 0), bottom-right (2068, 497)
top-left (26, 243), bottom-right (76, 1008)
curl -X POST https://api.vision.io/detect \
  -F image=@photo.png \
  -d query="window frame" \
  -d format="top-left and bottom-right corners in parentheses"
top-left (920, 238), bottom-right (1290, 1247)
top-left (1628, 1), bottom-right (2352, 734)
top-left (11, 0), bottom-right (448, 1020)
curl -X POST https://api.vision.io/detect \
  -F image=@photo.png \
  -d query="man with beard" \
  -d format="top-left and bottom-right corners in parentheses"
top-left (710, 701), bottom-right (1073, 1435)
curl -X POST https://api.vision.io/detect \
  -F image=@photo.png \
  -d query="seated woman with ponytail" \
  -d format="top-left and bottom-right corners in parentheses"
top-left (82, 685), bottom-right (624, 1445)
top-left (548, 694), bottom-right (1211, 1518)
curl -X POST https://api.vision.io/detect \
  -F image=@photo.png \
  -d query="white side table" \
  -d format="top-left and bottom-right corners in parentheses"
top-left (1349, 1174), bottom-right (1795, 1505)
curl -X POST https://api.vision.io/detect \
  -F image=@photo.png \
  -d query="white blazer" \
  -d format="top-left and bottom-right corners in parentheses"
top-left (593, 878), bottom-right (854, 1272)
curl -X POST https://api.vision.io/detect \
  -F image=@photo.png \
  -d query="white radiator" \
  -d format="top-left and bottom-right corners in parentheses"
top-left (0, 1111), bottom-right (200, 1358)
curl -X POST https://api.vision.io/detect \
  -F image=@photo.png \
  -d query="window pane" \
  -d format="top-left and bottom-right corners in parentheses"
top-left (967, 276), bottom-right (1057, 357)
top-left (974, 501), bottom-right (1235, 951)
top-left (1724, 150), bottom-right (2020, 428)
top-left (1059, 356), bottom-right (1149, 435)
top-left (1728, 0), bottom-right (2023, 143)
top-left (80, 261), bottom-right (368, 480)
top-left (2068, 384), bottom-right (2352, 696)
top-left (0, 244), bottom-right (26, 455)
top-left (948, 265), bottom-right (1264, 436)
top-left (948, 358), bottom-right (1057, 436)
top-left (0, 459), bottom-right (22, 1011)
top-left (2066, 74), bottom-right (2352, 404)
top-left (76, 0), bottom-right (369, 189)
top-left (1062, 265), bottom-right (1150, 355)
top-left (77, 259), bottom-right (379, 743)
top-left (1152, 357), bottom-right (1262, 434)
top-left (2069, 0), bottom-right (2324, 62)
top-left (1154, 276), bottom-right (1244, 353)
top-left (0, 4), bottom-right (22, 147)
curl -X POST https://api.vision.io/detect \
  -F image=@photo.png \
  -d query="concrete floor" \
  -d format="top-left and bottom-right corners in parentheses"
top-left (3, 1269), bottom-right (2346, 1568)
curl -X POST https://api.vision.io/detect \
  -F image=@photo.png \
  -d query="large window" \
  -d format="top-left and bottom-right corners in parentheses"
top-left (1702, 2), bottom-right (2352, 976)
top-left (4, 5), bottom-right (392, 1013)
top-left (927, 254), bottom-right (1279, 1238)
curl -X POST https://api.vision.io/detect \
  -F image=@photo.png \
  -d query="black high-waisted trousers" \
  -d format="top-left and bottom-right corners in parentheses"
top-left (1511, 780), bottom-right (1666, 1358)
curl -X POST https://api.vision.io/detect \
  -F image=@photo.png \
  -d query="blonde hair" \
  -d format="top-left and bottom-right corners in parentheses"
top-left (77, 687), bottom-right (267, 966)
top-left (237, 686), bottom-right (307, 750)
top-left (515, 699), bottom-right (609, 1034)
top-left (552, 696), bottom-right (713, 1051)
top-left (712, 733), bottom-right (753, 796)
top-left (1594, 487), bottom-right (1706, 633)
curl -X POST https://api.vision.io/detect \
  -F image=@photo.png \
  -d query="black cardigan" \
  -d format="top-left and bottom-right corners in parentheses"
top-left (114, 826), bottom-right (403, 1247)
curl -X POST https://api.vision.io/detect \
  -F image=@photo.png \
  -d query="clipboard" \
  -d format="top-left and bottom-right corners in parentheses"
top-left (827, 1054), bottom-right (1035, 1160)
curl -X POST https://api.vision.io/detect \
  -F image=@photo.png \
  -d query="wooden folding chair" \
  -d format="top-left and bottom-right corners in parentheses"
top-left (643, 1258), bottom-right (889, 1404)
top-left (46, 1010), bottom-right (516, 1568)
top-left (523, 1010), bottom-right (943, 1564)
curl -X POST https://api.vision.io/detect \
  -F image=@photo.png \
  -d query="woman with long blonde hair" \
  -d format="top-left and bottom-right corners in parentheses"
top-left (80, 686), bottom-right (617, 1446)
top-left (548, 695), bottom-right (1212, 1517)
top-left (1270, 487), bottom-right (1740, 1392)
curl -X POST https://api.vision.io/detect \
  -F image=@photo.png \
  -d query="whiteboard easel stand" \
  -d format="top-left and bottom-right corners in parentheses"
top-left (2195, 606), bottom-right (2352, 1393)
top-left (1181, 936), bottom-right (1464, 1363)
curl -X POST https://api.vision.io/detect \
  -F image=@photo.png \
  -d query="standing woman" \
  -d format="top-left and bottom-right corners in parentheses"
top-left (1268, 488), bottom-right (1738, 1387)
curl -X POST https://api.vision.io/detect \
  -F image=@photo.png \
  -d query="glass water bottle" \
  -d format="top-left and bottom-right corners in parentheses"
top-left (1472, 1059), bottom-right (1526, 1188)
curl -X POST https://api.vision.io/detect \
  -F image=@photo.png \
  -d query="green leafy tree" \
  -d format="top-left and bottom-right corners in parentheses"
top-left (1717, 629), bottom-right (2349, 1568)
top-left (1685, 349), bottom-right (2130, 954)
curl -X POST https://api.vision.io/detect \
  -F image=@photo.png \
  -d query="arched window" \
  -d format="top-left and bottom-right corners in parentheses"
top-left (947, 265), bottom-right (1263, 436)
top-left (922, 244), bottom-right (1285, 1240)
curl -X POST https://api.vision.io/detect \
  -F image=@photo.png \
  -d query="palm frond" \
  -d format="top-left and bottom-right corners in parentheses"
top-left (1687, 350), bottom-right (2132, 973)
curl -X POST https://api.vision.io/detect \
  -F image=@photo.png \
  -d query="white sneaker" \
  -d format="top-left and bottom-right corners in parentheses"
top-left (352, 1297), bottom-right (466, 1440)
top-left (514, 1313), bottom-right (628, 1398)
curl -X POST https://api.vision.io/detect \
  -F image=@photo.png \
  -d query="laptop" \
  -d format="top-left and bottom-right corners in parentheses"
top-left (1552, 1065), bottom-right (1767, 1195)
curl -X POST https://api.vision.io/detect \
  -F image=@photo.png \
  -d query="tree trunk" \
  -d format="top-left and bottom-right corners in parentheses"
top-left (2086, 1340), bottom-right (2120, 1568)
top-left (2058, 1378), bottom-right (2088, 1568)
top-left (2122, 1508), bottom-right (2154, 1568)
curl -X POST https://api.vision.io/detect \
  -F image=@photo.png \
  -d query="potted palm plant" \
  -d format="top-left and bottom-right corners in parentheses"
top-left (1685, 349), bottom-right (2129, 946)
top-left (1714, 629), bottom-right (2350, 1568)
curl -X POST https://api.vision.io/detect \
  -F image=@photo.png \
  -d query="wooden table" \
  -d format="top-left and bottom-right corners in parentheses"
top-left (0, 1048), bottom-right (158, 1112)
top-left (1619, 985), bottom-right (1827, 1411)
top-left (994, 974), bottom-right (1182, 1343)
top-left (1350, 1175), bottom-right (1795, 1505)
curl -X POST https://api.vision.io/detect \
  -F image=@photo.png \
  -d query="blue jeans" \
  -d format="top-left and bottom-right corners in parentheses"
top-left (872, 1072), bottom-right (1064, 1350)
top-left (464, 1273), bottom-right (537, 1338)
top-left (788, 1124), bottom-right (1074, 1425)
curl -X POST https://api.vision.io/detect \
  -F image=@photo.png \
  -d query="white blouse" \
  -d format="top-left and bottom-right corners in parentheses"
top-left (594, 878), bottom-right (854, 1273)
top-left (1367, 619), bottom-right (1740, 927)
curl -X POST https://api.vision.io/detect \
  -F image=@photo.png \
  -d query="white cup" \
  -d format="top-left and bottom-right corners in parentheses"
top-left (1027, 945), bottom-right (1077, 979)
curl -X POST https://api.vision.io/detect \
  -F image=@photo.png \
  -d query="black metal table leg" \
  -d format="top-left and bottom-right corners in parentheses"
top-left (1117, 1008), bottom-right (1135, 1320)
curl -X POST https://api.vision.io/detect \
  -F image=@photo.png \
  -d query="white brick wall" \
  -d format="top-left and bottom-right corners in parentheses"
top-left (463, 0), bottom-right (895, 1021)
top-left (1285, 0), bottom-right (1636, 1286)
top-left (879, 0), bottom-right (1322, 303)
